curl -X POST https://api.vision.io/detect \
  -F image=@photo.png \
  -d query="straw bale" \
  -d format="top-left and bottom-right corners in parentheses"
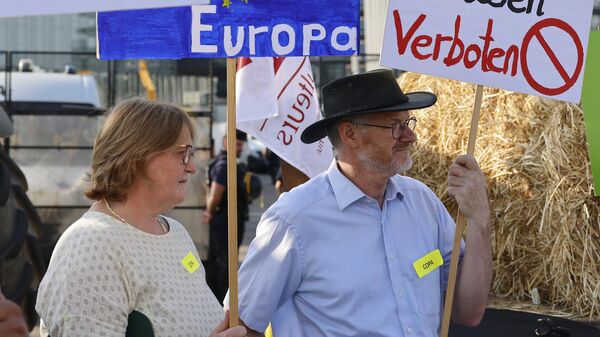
top-left (399, 73), bottom-right (600, 319)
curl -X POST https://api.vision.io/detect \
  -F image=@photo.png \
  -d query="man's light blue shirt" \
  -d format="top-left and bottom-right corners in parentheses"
top-left (234, 160), bottom-right (464, 337)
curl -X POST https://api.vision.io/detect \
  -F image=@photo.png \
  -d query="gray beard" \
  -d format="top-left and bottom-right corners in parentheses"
top-left (357, 149), bottom-right (413, 176)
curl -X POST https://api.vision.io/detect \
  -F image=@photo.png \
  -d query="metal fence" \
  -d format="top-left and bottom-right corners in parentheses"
top-left (0, 51), bottom-right (216, 110)
top-left (0, 51), bottom-right (217, 257)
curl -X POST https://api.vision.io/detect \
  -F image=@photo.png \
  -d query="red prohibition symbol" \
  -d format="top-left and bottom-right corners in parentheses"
top-left (520, 18), bottom-right (584, 96)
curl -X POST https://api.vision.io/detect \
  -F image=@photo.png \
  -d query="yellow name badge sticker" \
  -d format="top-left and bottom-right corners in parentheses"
top-left (181, 252), bottom-right (200, 274)
top-left (413, 249), bottom-right (443, 278)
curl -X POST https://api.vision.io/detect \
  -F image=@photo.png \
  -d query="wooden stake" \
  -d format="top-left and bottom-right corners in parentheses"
top-left (226, 58), bottom-right (239, 327)
top-left (440, 84), bottom-right (484, 337)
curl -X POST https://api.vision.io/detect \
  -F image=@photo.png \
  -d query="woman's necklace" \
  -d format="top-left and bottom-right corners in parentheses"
top-left (103, 199), bottom-right (167, 234)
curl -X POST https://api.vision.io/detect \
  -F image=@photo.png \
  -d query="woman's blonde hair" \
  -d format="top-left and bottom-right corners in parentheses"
top-left (85, 97), bottom-right (194, 202)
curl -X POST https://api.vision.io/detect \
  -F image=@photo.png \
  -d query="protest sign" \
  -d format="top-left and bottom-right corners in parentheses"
top-left (380, 0), bottom-right (594, 103)
top-left (581, 30), bottom-right (600, 195)
top-left (97, 1), bottom-right (360, 59)
top-left (0, 0), bottom-right (209, 18)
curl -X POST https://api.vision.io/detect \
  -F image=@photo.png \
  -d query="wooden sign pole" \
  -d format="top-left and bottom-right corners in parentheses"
top-left (440, 84), bottom-right (484, 337)
top-left (226, 58), bottom-right (239, 327)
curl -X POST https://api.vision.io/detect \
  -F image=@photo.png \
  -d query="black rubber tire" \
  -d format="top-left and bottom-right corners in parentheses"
top-left (0, 148), bottom-right (28, 191)
top-left (26, 233), bottom-right (47, 278)
top-left (0, 162), bottom-right (10, 207)
top-left (23, 288), bottom-right (38, 331)
top-left (11, 184), bottom-right (43, 234)
top-left (0, 208), bottom-right (28, 260)
top-left (4, 262), bottom-right (33, 304)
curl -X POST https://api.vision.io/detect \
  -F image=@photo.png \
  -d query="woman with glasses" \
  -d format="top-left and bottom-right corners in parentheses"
top-left (35, 98), bottom-right (245, 337)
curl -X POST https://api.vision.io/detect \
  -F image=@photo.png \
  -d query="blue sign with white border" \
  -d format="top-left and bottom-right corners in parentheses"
top-left (97, 0), bottom-right (360, 59)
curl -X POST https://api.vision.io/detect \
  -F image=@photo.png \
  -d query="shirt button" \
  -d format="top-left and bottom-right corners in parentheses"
top-left (398, 291), bottom-right (403, 297)
top-left (389, 255), bottom-right (396, 260)
top-left (407, 327), bottom-right (414, 333)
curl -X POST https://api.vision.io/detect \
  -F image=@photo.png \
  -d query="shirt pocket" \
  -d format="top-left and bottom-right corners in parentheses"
top-left (410, 266), bottom-right (442, 316)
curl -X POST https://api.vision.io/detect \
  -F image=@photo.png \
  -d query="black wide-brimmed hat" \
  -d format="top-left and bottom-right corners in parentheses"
top-left (301, 69), bottom-right (437, 144)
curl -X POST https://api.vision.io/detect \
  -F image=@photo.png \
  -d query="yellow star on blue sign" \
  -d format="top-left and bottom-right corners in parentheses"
top-left (223, 0), bottom-right (248, 7)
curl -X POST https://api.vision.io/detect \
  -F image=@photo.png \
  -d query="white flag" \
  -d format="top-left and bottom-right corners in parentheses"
top-left (235, 58), bottom-right (279, 123)
top-left (236, 57), bottom-right (333, 178)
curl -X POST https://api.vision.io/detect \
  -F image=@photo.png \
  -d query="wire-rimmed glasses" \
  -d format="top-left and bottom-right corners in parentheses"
top-left (176, 144), bottom-right (196, 166)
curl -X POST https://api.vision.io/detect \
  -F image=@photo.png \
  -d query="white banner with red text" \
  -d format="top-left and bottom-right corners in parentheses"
top-left (236, 57), bottom-right (333, 178)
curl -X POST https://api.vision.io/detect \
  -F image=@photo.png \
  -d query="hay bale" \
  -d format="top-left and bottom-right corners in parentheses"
top-left (400, 73), bottom-right (600, 319)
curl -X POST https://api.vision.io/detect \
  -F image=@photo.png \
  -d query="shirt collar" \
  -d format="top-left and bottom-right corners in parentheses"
top-left (327, 160), bottom-right (405, 211)
top-left (327, 160), bottom-right (367, 211)
top-left (385, 175), bottom-right (404, 202)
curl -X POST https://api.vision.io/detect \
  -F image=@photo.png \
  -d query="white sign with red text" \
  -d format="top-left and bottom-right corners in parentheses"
top-left (380, 0), bottom-right (594, 103)
top-left (237, 57), bottom-right (333, 178)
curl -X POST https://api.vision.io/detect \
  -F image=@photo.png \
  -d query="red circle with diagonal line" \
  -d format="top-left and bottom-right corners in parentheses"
top-left (520, 18), bottom-right (584, 96)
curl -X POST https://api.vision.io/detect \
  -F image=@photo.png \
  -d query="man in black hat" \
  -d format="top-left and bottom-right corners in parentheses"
top-left (204, 130), bottom-right (249, 302)
top-left (232, 70), bottom-right (492, 337)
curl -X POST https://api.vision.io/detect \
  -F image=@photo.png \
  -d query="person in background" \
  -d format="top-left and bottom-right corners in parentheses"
top-left (0, 292), bottom-right (29, 337)
top-left (203, 131), bottom-right (249, 303)
top-left (274, 168), bottom-right (283, 195)
top-left (231, 69), bottom-right (493, 337)
top-left (36, 98), bottom-right (245, 337)
top-left (263, 149), bottom-right (280, 185)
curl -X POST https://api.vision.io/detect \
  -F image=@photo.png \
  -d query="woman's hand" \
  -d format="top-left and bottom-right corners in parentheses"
top-left (0, 292), bottom-right (29, 337)
top-left (210, 310), bottom-right (246, 337)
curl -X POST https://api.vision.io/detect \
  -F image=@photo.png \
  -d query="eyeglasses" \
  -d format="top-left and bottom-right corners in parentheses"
top-left (355, 117), bottom-right (417, 139)
top-left (176, 144), bottom-right (196, 166)
top-left (535, 317), bottom-right (570, 337)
